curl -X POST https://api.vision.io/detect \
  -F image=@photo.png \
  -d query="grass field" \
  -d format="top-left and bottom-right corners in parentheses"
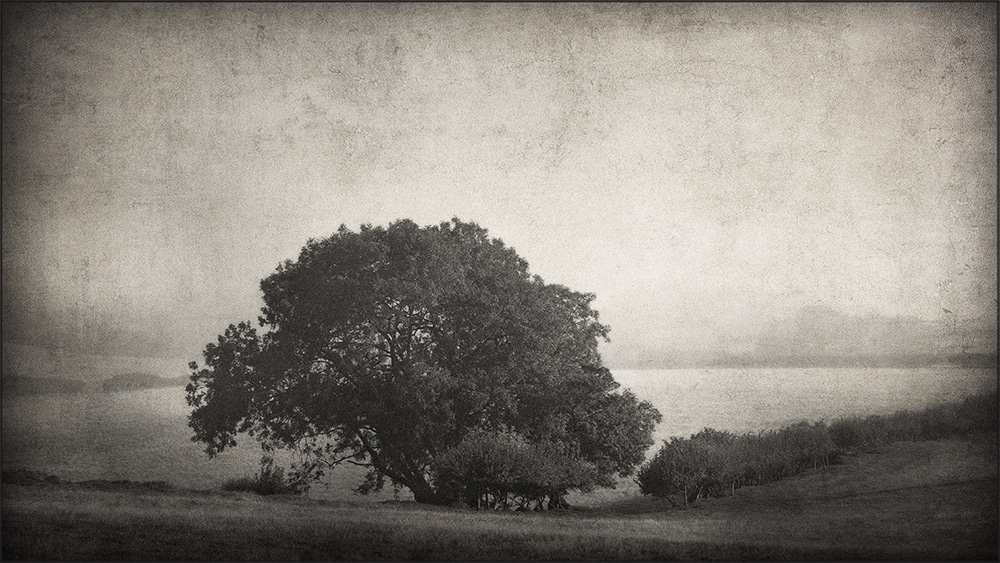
top-left (2, 436), bottom-right (996, 561)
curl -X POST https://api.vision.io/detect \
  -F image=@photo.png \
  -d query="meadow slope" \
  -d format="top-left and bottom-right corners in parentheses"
top-left (3, 435), bottom-right (996, 561)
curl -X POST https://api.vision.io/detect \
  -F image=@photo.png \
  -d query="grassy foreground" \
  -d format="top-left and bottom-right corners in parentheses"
top-left (2, 436), bottom-right (997, 561)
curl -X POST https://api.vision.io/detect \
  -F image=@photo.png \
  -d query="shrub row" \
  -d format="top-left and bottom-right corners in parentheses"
top-left (829, 391), bottom-right (998, 451)
top-left (638, 390), bottom-right (997, 506)
top-left (637, 423), bottom-right (836, 506)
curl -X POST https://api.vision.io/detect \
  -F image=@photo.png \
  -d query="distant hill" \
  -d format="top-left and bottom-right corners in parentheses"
top-left (705, 352), bottom-right (998, 369)
top-left (752, 307), bottom-right (997, 360)
top-left (606, 308), bottom-right (997, 370)
top-left (100, 373), bottom-right (189, 393)
top-left (1, 372), bottom-right (189, 396)
top-left (610, 352), bottom-right (998, 370)
top-left (2, 341), bottom-right (190, 396)
top-left (2, 341), bottom-right (189, 383)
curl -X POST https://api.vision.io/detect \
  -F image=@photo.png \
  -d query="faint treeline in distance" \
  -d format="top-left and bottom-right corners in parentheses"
top-left (638, 390), bottom-right (998, 506)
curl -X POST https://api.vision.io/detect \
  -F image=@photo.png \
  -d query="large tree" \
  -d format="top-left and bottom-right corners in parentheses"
top-left (186, 218), bottom-right (660, 506)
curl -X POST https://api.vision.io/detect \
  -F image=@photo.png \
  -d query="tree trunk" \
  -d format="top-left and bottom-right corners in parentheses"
top-left (410, 483), bottom-right (438, 504)
top-left (462, 488), bottom-right (479, 509)
top-left (407, 474), bottom-right (454, 505)
top-left (548, 490), bottom-right (569, 510)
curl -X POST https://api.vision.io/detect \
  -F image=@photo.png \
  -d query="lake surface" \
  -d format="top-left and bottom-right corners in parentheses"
top-left (2, 367), bottom-right (995, 501)
top-left (615, 367), bottom-right (997, 445)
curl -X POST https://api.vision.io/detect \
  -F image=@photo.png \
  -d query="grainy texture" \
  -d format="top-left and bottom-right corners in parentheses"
top-left (1, 6), bottom-right (996, 557)
top-left (2, 438), bottom-right (997, 560)
top-left (2, 3), bottom-right (996, 367)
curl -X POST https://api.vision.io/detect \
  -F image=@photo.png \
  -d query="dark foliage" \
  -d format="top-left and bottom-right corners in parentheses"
top-left (187, 218), bottom-right (660, 506)
top-left (829, 390), bottom-right (998, 451)
top-left (433, 429), bottom-right (598, 509)
top-left (638, 424), bottom-right (836, 505)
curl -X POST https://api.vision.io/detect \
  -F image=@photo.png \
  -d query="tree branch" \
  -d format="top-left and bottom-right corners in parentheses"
top-left (355, 429), bottom-right (409, 487)
top-left (322, 450), bottom-right (367, 468)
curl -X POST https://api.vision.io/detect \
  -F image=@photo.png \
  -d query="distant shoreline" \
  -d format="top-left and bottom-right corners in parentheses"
top-left (1, 373), bottom-right (188, 397)
top-left (611, 353), bottom-right (998, 370)
top-left (4, 356), bottom-right (996, 396)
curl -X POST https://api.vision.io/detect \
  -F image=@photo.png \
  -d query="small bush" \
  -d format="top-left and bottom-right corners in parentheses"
top-left (433, 429), bottom-right (596, 510)
top-left (222, 455), bottom-right (306, 495)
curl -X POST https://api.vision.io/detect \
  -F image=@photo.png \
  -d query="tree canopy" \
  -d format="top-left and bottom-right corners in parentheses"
top-left (186, 218), bottom-right (661, 506)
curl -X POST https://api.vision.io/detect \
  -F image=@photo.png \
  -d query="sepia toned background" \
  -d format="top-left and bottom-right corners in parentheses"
top-left (3, 3), bottom-right (996, 374)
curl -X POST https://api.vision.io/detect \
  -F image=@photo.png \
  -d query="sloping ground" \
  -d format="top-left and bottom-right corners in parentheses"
top-left (2, 437), bottom-right (996, 561)
top-left (600, 436), bottom-right (998, 559)
top-left (601, 434), bottom-right (998, 512)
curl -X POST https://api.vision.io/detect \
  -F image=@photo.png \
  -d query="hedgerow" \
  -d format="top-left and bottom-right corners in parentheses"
top-left (638, 390), bottom-right (997, 506)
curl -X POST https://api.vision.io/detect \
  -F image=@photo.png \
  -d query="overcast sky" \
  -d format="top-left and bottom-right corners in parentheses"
top-left (2, 3), bottom-right (996, 368)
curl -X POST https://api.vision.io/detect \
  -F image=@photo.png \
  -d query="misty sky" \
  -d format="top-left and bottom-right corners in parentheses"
top-left (2, 3), bottom-right (996, 369)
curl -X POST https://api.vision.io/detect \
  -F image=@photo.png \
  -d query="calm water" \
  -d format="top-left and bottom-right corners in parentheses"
top-left (2, 367), bottom-right (995, 500)
top-left (616, 367), bottom-right (997, 445)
